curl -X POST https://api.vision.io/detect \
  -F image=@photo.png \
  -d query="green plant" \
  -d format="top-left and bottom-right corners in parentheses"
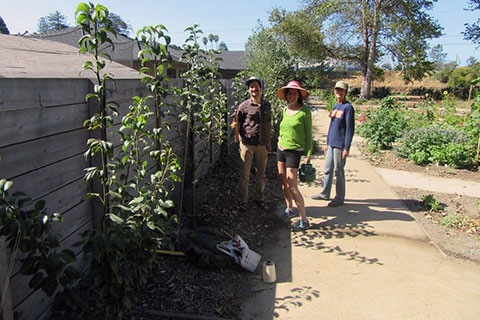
top-left (175, 24), bottom-right (228, 222)
top-left (77, 2), bottom-right (119, 223)
top-left (358, 97), bottom-right (408, 150)
top-left (395, 126), bottom-right (461, 165)
top-left (137, 24), bottom-right (173, 171)
top-left (421, 194), bottom-right (442, 212)
top-left (74, 4), bottom-right (182, 318)
top-left (0, 179), bottom-right (79, 302)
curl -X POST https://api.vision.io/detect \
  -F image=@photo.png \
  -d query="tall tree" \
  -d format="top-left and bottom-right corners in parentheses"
top-left (463, 0), bottom-right (480, 45)
top-left (208, 33), bottom-right (214, 49)
top-left (202, 36), bottom-right (208, 49)
top-left (270, 0), bottom-right (442, 99)
top-left (37, 10), bottom-right (69, 33)
top-left (0, 16), bottom-right (9, 34)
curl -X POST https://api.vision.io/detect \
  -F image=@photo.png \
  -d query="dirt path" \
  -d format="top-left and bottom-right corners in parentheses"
top-left (240, 107), bottom-right (480, 319)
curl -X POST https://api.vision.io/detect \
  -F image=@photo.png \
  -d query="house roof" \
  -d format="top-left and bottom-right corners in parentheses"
top-left (0, 34), bottom-right (141, 78)
top-left (27, 27), bottom-right (245, 72)
top-left (215, 51), bottom-right (245, 71)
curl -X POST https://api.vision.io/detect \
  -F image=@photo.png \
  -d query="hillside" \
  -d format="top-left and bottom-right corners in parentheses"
top-left (329, 70), bottom-right (447, 93)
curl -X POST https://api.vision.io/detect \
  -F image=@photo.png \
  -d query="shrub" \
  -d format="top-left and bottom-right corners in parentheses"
top-left (395, 126), bottom-right (475, 168)
top-left (371, 86), bottom-right (391, 99)
top-left (358, 97), bottom-right (408, 150)
top-left (396, 126), bottom-right (459, 165)
top-left (432, 143), bottom-right (476, 169)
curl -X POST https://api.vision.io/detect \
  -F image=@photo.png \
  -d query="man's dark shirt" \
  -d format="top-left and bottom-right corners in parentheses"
top-left (237, 98), bottom-right (271, 145)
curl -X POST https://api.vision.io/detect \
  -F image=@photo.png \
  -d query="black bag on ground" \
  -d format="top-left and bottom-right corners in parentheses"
top-left (185, 227), bottom-right (234, 269)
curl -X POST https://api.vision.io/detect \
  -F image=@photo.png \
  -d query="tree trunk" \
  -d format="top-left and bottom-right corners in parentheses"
top-left (360, 0), bottom-right (369, 93)
top-left (360, 0), bottom-right (380, 100)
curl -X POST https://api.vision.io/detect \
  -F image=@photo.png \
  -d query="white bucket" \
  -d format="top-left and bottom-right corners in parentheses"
top-left (262, 260), bottom-right (276, 283)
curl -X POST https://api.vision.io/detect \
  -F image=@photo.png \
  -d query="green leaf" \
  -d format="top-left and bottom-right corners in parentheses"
top-left (129, 197), bottom-right (144, 205)
top-left (2, 180), bottom-right (13, 192)
top-left (61, 249), bottom-right (77, 263)
top-left (34, 200), bottom-right (46, 211)
top-left (109, 214), bottom-right (124, 224)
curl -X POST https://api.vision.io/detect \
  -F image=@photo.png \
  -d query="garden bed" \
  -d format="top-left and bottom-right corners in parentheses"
top-left (121, 152), bottom-right (286, 320)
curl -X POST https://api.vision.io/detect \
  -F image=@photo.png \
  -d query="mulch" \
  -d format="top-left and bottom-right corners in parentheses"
top-left (123, 151), bottom-right (287, 320)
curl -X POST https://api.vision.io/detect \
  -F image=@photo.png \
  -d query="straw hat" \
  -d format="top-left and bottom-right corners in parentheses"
top-left (276, 80), bottom-right (309, 100)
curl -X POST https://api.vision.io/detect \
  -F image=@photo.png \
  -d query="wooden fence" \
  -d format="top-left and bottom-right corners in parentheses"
top-left (0, 77), bottom-right (236, 320)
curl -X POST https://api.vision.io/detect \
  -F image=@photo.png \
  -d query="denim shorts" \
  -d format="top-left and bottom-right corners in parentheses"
top-left (277, 148), bottom-right (303, 168)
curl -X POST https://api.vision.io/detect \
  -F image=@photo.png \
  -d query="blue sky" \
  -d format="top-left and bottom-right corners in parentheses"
top-left (2, 0), bottom-right (478, 65)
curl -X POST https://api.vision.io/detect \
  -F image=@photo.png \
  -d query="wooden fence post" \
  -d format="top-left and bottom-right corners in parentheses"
top-left (0, 238), bottom-right (14, 320)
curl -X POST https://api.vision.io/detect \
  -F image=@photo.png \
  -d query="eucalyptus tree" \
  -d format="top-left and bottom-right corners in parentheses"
top-left (37, 10), bottom-right (69, 33)
top-left (464, 0), bottom-right (480, 45)
top-left (270, 0), bottom-right (442, 99)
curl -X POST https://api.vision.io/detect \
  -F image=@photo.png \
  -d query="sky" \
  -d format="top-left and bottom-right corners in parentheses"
top-left (1, 0), bottom-right (478, 66)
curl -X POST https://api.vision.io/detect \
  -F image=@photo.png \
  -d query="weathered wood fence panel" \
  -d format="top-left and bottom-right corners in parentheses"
top-left (0, 78), bottom-right (236, 320)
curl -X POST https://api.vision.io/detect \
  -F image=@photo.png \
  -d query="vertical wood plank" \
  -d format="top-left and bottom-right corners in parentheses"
top-left (0, 239), bottom-right (14, 320)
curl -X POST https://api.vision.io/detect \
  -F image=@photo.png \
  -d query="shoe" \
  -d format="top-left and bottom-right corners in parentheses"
top-left (292, 219), bottom-right (310, 231)
top-left (311, 193), bottom-right (329, 200)
top-left (282, 208), bottom-right (298, 219)
top-left (327, 200), bottom-right (343, 207)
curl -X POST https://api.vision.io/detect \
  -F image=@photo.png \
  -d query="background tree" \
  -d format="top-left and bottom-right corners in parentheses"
top-left (218, 41), bottom-right (228, 51)
top-left (202, 36), bottom-right (208, 49)
top-left (429, 44), bottom-right (447, 70)
top-left (463, 0), bottom-right (480, 45)
top-left (243, 24), bottom-right (294, 146)
top-left (467, 56), bottom-right (479, 66)
top-left (0, 16), bottom-right (9, 34)
top-left (208, 33), bottom-right (214, 49)
top-left (37, 10), bottom-right (69, 33)
top-left (270, 0), bottom-right (442, 99)
top-left (107, 12), bottom-right (132, 36)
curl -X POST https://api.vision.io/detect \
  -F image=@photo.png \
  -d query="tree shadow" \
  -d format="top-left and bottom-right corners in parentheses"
top-left (273, 286), bottom-right (321, 318)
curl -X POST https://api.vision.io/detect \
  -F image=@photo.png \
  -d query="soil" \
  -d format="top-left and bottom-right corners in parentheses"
top-left (122, 152), bottom-right (287, 320)
top-left (358, 143), bottom-right (480, 263)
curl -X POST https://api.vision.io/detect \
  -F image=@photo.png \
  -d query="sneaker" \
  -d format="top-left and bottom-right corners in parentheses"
top-left (327, 200), bottom-right (343, 207)
top-left (282, 208), bottom-right (298, 219)
top-left (292, 219), bottom-right (310, 231)
top-left (311, 193), bottom-right (329, 200)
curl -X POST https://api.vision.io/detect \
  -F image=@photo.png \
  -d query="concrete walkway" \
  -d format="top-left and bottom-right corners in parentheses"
top-left (240, 108), bottom-right (480, 320)
top-left (376, 168), bottom-right (480, 198)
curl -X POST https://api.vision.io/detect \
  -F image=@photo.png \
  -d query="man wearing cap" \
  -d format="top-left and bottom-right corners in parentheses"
top-left (312, 80), bottom-right (354, 207)
top-left (231, 76), bottom-right (272, 206)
